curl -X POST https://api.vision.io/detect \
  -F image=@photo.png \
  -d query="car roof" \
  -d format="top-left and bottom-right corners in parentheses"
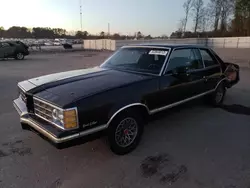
top-left (123, 43), bottom-right (210, 49)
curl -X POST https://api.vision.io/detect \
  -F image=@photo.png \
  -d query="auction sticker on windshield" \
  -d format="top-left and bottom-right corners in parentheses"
top-left (149, 50), bottom-right (168, 56)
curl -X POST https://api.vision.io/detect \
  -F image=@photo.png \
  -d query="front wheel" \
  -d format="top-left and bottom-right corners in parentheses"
top-left (15, 52), bottom-right (24, 60)
top-left (108, 110), bottom-right (144, 155)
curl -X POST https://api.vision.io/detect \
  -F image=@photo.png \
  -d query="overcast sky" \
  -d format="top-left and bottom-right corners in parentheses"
top-left (0, 0), bottom-right (209, 36)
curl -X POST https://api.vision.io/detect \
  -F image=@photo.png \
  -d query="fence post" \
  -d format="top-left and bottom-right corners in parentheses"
top-left (236, 37), bottom-right (239, 48)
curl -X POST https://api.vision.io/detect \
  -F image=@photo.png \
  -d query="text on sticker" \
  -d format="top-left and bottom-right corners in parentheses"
top-left (149, 50), bottom-right (168, 56)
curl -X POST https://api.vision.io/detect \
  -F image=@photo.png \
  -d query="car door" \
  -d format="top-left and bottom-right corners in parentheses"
top-left (198, 48), bottom-right (222, 91)
top-left (1, 42), bottom-right (15, 57)
top-left (0, 43), bottom-right (3, 58)
top-left (157, 48), bottom-right (205, 108)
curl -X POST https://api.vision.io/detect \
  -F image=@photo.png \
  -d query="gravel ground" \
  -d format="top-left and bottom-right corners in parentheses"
top-left (0, 51), bottom-right (250, 188)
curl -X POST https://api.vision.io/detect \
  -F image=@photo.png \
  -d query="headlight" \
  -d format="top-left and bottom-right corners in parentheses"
top-left (52, 108), bottom-right (78, 129)
top-left (63, 108), bottom-right (78, 129)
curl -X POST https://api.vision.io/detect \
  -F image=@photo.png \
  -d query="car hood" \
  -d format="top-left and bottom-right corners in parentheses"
top-left (27, 67), bottom-right (152, 107)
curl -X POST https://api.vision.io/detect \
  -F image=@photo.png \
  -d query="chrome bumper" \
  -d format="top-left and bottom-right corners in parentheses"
top-left (13, 97), bottom-right (107, 145)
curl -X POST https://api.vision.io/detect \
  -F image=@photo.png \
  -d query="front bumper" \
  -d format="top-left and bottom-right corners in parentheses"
top-left (13, 97), bottom-right (107, 148)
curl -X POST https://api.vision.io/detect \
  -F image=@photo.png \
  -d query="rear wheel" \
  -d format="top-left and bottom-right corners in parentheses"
top-left (15, 52), bottom-right (24, 60)
top-left (108, 109), bottom-right (144, 155)
top-left (206, 82), bottom-right (226, 106)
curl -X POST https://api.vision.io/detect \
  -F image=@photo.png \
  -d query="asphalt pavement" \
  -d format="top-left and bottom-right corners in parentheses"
top-left (0, 52), bottom-right (250, 188)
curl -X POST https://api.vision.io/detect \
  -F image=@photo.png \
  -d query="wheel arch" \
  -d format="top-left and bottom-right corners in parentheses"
top-left (215, 77), bottom-right (229, 90)
top-left (107, 103), bottom-right (150, 127)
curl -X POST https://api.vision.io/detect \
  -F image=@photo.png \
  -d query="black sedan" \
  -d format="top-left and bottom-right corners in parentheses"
top-left (0, 41), bottom-right (29, 60)
top-left (13, 44), bottom-right (239, 155)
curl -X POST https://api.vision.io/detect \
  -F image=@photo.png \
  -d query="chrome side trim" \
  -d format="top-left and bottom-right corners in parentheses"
top-left (20, 117), bottom-right (107, 144)
top-left (149, 89), bottom-right (215, 115)
top-left (107, 103), bottom-right (150, 127)
top-left (79, 124), bottom-right (108, 136)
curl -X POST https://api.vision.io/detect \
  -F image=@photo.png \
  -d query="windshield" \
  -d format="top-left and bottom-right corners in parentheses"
top-left (101, 47), bottom-right (169, 75)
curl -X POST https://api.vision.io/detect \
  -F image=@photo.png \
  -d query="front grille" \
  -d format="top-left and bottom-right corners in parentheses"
top-left (33, 97), bottom-right (54, 122)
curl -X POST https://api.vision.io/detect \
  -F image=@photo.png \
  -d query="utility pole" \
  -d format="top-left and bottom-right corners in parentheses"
top-left (79, 0), bottom-right (83, 49)
top-left (108, 23), bottom-right (110, 39)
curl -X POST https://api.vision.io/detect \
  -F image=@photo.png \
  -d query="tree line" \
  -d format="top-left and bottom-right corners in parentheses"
top-left (0, 26), bottom-right (163, 40)
top-left (171, 0), bottom-right (250, 38)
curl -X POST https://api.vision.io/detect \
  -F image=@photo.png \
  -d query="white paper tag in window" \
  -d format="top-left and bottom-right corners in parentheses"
top-left (148, 50), bottom-right (168, 56)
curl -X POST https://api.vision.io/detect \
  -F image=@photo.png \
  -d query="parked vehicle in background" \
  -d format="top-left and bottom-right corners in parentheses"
top-left (53, 42), bottom-right (61, 46)
top-left (0, 41), bottom-right (29, 60)
top-left (14, 41), bottom-right (29, 49)
top-left (13, 44), bottom-right (240, 155)
top-left (44, 42), bottom-right (54, 46)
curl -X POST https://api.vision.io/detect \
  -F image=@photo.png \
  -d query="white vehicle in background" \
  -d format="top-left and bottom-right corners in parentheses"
top-left (53, 42), bottom-right (61, 46)
top-left (53, 39), bottom-right (62, 46)
top-left (44, 42), bottom-right (54, 46)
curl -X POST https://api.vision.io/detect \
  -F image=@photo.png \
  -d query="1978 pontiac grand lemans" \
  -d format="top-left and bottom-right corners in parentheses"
top-left (13, 44), bottom-right (239, 155)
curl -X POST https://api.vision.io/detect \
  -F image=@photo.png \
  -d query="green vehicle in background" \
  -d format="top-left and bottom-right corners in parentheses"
top-left (0, 41), bottom-right (29, 60)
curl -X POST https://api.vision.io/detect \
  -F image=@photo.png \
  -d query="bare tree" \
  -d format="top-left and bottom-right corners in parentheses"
top-left (178, 18), bottom-right (186, 33)
top-left (208, 0), bottom-right (235, 31)
top-left (192, 0), bottom-right (204, 32)
top-left (201, 8), bottom-right (209, 32)
top-left (183, 0), bottom-right (193, 34)
top-left (220, 0), bottom-right (235, 31)
top-left (212, 0), bottom-right (222, 31)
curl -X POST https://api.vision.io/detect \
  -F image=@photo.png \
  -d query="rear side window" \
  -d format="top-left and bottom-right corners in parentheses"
top-left (200, 49), bottom-right (219, 67)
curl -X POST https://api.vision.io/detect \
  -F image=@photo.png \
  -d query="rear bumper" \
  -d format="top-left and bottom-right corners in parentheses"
top-left (13, 97), bottom-right (107, 148)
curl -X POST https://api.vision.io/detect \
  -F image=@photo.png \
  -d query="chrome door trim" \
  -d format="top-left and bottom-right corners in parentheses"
top-left (149, 89), bottom-right (215, 115)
